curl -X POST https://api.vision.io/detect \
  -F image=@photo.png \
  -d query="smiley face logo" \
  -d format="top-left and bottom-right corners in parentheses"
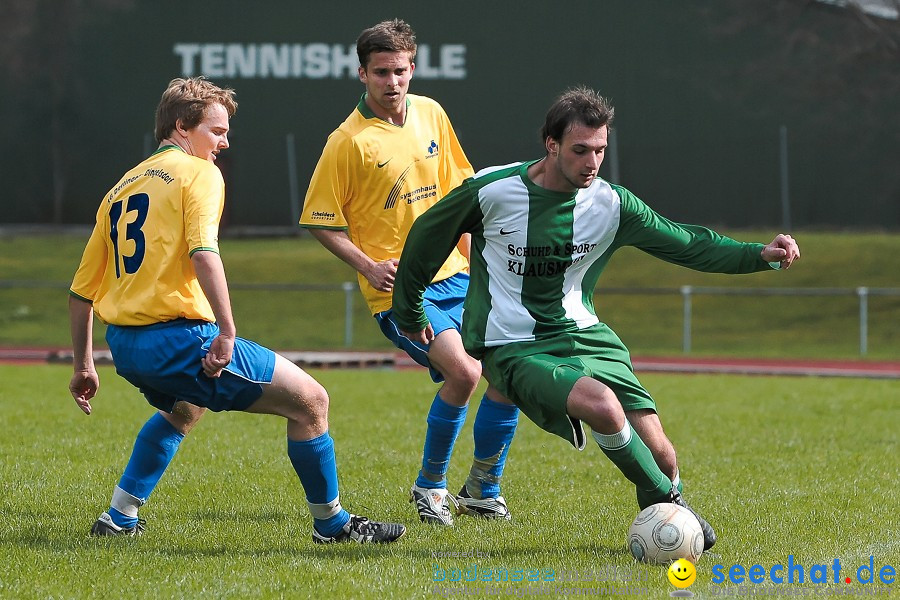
top-left (667, 559), bottom-right (696, 588)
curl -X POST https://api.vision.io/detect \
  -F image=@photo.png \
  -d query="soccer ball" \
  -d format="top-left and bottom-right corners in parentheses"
top-left (627, 503), bottom-right (704, 564)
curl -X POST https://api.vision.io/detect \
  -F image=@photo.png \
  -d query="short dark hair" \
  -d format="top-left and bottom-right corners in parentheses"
top-left (540, 86), bottom-right (614, 144)
top-left (154, 77), bottom-right (237, 142)
top-left (356, 18), bottom-right (417, 69)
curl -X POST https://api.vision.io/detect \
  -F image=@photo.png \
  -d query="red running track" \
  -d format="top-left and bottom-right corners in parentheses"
top-left (2, 346), bottom-right (899, 379)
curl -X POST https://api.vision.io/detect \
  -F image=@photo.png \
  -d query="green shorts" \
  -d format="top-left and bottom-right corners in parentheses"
top-left (482, 323), bottom-right (656, 450)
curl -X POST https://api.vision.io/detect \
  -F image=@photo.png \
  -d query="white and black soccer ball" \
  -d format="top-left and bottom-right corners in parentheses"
top-left (627, 503), bottom-right (704, 564)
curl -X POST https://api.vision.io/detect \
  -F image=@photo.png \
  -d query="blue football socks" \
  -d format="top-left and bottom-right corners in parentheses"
top-left (416, 393), bottom-right (468, 489)
top-left (109, 412), bottom-right (184, 528)
top-left (466, 396), bottom-right (519, 499)
top-left (287, 432), bottom-right (349, 537)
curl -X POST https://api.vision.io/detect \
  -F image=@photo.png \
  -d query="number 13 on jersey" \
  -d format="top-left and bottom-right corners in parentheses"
top-left (109, 193), bottom-right (149, 278)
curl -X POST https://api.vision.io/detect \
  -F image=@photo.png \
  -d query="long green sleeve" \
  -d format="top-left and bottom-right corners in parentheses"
top-left (393, 179), bottom-right (483, 332)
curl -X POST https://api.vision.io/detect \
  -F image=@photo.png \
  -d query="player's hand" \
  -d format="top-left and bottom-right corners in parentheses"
top-left (400, 323), bottom-right (435, 345)
top-left (365, 259), bottom-right (399, 292)
top-left (202, 334), bottom-right (234, 378)
top-left (69, 369), bottom-right (99, 415)
top-left (761, 234), bottom-right (800, 270)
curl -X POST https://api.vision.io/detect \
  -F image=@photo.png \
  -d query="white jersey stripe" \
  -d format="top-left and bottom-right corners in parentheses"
top-left (560, 183), bottom-right (621, 327)
top-left (478, 173), bottom-right (537, 345)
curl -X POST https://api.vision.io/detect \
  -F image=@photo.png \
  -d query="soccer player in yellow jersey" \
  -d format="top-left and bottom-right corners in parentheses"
top-left (68, 77), bottom-right (404, 544)
top-left (301, 19), bottom-right (519, 525)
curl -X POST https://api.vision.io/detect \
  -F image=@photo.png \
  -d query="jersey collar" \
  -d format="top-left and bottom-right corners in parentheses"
top-left (519, 160), bottom-right (580, 201)
top-left (152, 144), bottom-right (184, 156)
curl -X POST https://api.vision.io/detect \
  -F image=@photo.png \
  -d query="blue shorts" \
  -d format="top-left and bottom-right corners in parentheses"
top-left (375, 272), bottom-right (469, 383)
top-left (106, 319), bottom-right (276, 413)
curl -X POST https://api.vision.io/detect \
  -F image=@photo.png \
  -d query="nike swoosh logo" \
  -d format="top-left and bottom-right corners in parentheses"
top-left (377, 158), bottom-right (392, 168)
top-left (499, 228), bottom-right (520, 235)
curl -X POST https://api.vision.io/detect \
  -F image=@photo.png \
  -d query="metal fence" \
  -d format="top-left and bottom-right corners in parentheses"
top-left (670, 286), bottom-right (898, 356)
top-left (3, 281), bottom-right (898, 355)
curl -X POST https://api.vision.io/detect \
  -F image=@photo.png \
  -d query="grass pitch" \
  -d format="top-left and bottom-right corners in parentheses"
top-left (1, 365), bottom-right (897, 598)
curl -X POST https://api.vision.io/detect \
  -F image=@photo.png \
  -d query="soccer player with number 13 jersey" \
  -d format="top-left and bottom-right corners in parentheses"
top-left (69, 76), bottom-right (404, 544)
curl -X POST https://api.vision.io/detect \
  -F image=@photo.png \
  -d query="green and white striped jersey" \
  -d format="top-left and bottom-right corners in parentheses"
top-left (393, 160), bottom-right (771, 358)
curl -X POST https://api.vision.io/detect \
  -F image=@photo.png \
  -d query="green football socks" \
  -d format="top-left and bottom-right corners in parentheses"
top-left (592, 423), bottom-right (671, 503)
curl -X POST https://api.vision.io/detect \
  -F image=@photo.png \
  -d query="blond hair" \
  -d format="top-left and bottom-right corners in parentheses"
top-left (154, 77), bottom-right (237, 142)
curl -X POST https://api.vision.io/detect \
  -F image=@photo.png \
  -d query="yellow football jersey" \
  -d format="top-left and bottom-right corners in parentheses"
top-left (70, 146), bottom-right (223, 325)
top-left (300, 94), bottom-right (474, 314)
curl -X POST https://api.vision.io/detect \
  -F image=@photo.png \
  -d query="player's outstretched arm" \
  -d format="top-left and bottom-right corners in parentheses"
top-left (761, 234), bottom-right (801, 270)
top-left (68, 295), bottom-right (98, 415)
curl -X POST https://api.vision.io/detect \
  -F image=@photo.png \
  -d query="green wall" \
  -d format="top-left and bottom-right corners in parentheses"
top-left (1, 1), bottom-right (897, 229)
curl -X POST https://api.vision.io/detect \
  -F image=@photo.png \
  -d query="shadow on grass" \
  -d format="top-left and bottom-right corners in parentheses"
top-left (1, 529), bottom-right (635, 564)
top-left (1, 504), bottom-right (634, 563)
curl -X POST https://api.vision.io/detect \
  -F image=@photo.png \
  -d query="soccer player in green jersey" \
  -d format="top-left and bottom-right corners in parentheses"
top-left (69, 77), bottom-right (405, 544)
top-left (392, 86), bottom-right (801, 550)
top-left (301, 19), bottom-right (519, 526)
